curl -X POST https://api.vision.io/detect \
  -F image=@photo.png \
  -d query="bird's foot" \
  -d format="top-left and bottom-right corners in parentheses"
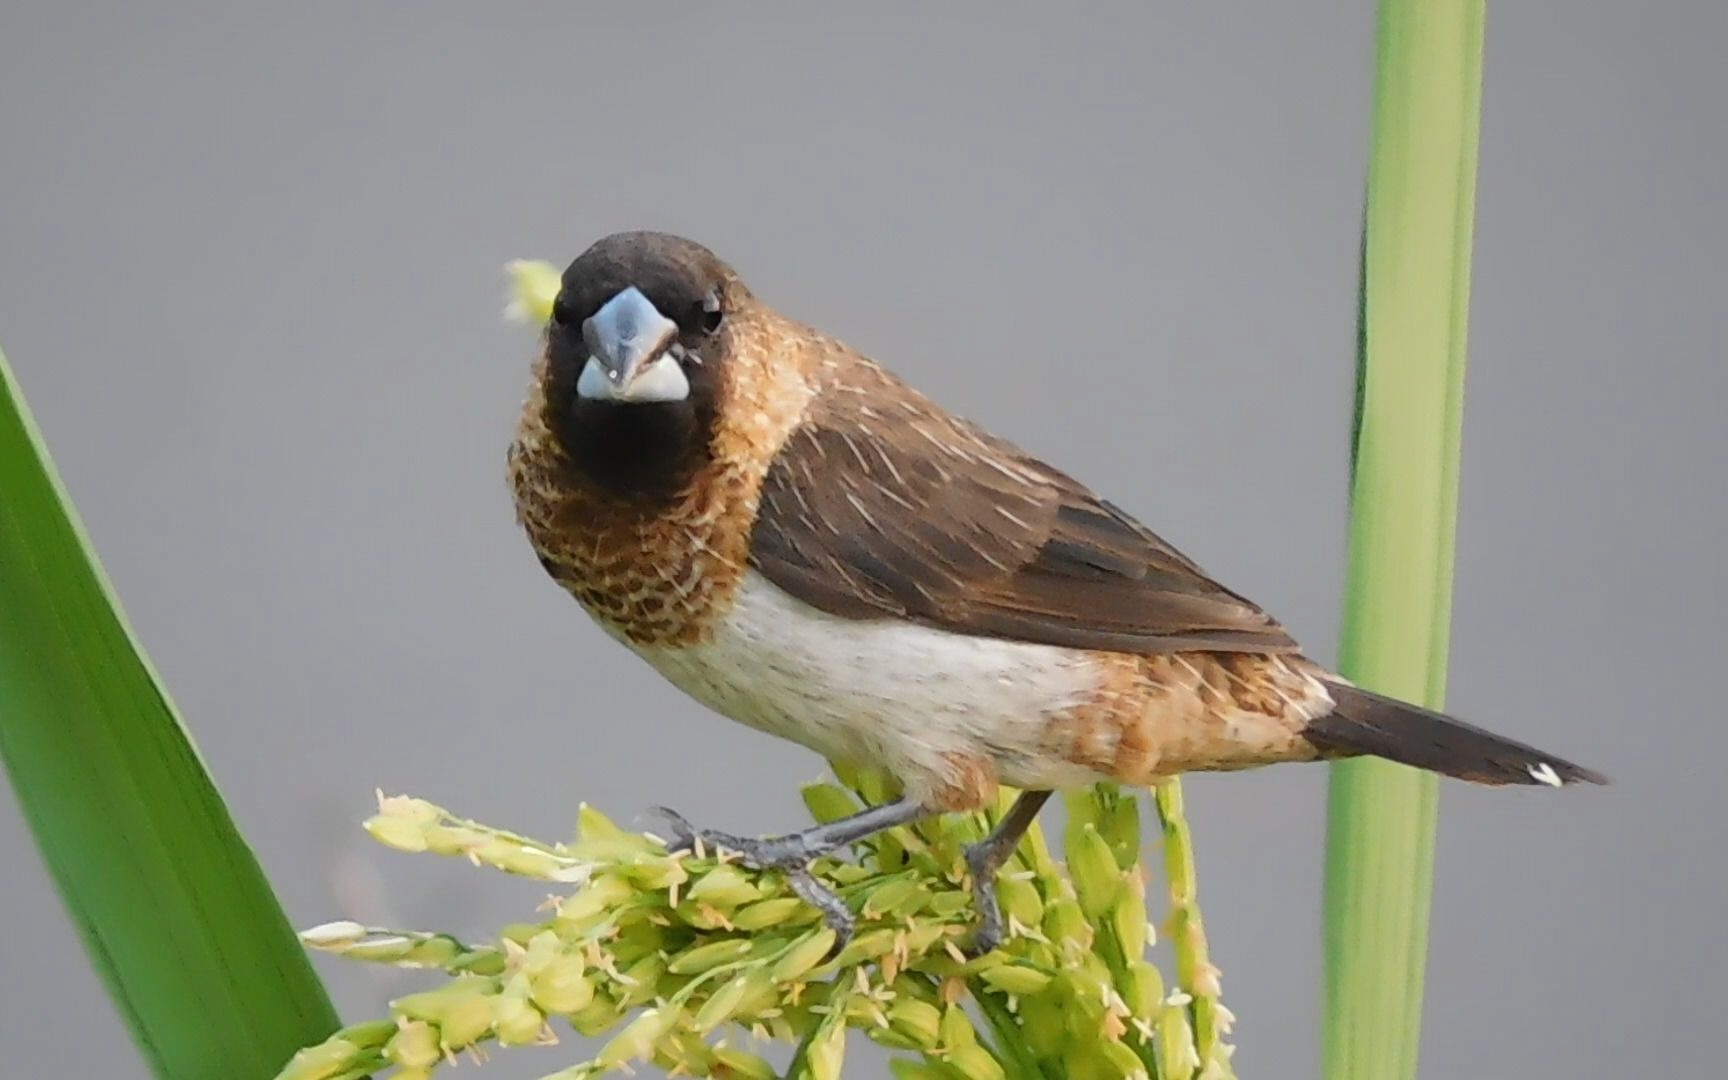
top-left (958, 789), bottom-right (1052, 957)
top-left (653, 806), bottom-right (841, 868)
top-left (785, 868), bottom-right (856, 951)
top-left (962, 840), bottom-right (1007, 958)
top-left (653, 806), bottom-right (856, 948)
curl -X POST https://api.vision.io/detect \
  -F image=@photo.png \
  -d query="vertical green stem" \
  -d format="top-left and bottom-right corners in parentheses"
top-left (1323, 3), bottom-right (1485, 1079)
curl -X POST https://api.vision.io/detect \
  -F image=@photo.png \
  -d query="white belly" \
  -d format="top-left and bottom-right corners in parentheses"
top-left (626, 570), bottom-right (1111, 799)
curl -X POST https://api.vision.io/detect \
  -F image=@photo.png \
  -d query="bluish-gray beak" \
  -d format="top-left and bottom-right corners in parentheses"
top-left (582, 287), bottom-right (679, 389)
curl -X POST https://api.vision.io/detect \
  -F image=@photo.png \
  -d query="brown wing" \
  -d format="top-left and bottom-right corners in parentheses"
top-left (747, 361), bottom-right (1296, 654)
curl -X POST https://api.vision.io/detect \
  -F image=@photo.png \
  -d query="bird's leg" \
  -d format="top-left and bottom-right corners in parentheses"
top-left (962, 789), bottom-right (1053, 956)
top-left (656, 797), bottom-right (928, 868)
top-left (654, 797), bottom-right (928, 947)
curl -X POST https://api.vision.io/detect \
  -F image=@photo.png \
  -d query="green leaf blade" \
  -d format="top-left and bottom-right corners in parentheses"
top-left (0, 347), bottom-right (340, 1078)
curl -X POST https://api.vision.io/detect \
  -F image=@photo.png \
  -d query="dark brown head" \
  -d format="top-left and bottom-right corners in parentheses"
top-left (542, 232), bottom-right (751, 501)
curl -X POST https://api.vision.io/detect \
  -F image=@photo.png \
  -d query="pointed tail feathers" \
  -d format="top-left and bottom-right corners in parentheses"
top-left (1304, 683), bottom-right (1607, 786)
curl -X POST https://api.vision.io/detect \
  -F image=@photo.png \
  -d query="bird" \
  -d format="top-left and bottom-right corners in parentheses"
top-left (507, 230), bottom-right (1604, 953)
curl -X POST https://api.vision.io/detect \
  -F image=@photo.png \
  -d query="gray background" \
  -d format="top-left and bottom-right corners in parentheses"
top-left (2, 3), bottom-right (1722, 1077)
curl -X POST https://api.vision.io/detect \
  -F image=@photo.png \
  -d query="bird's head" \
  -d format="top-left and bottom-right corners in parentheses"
top-left (540, 231), bottom-right (753, 499)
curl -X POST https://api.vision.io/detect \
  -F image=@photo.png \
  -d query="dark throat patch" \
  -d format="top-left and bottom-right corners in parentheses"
top-left (549, 394), bottom-right (716, 504)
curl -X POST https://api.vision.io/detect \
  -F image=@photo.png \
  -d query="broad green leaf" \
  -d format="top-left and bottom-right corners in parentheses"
top-left (0, 345), bottom-right (341, 1078)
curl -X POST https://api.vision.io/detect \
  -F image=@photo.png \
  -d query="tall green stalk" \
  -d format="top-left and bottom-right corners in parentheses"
top-left (1323, 3), bottom-right (1485, 1079)
top-left (0, 346), bottom-right (341, 1077)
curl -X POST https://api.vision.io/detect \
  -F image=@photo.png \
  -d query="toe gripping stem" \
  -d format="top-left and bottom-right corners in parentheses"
top-left (654, 797), bottom-right (928, 950)
top-left (961, 790), bottom-right (1053, 956)
top-left (656, 789), bottom-right (1053, 958)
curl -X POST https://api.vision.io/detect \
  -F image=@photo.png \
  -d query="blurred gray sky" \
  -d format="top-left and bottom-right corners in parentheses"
top-left (2, 3), bottom-right (1723, 1077)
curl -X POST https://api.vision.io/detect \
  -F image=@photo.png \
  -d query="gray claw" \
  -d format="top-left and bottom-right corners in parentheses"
top-left (652, 806), bottom-right (853, 949)
top-left (650, 805), bottom-right (697, 851)
top-left (652, 805), bottom-right (753, 859)
top-left (788, 868), bottom-right (856, 956)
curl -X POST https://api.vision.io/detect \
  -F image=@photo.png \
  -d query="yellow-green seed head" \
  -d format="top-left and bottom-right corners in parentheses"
top-left (997, 875), bottom-right (1045, 929)
top-left (979, 963), bottom-right (1055, 996)
top-left (504, 258), bottom-right (561, 324)
top-left (567, 992), bottom-right (626, 1037)
top-left (948, 1044), bottom-right (1008, 1080)
top-left (621, 851), bottom-right (689, 891)
top-left (691, 969), bottom-right (756, 1033)
top-left (298, 920), bottom-right (368, 949)
top-left (1103, 796), bottom-right (1143, 871)
top-left (685, 863), bottom-right (764, 910)
top-left (729, 896), bottom-right (811, 931)
top-left (474, 837), bottom-right (588, 881)
top-left (493, 981), bottom-right (546, 1045)
top-left (902, 921), bottom-right (952, 956)
top-left (667, 937), bottom-right (754, 975)
top-left (771, 927), bottom-right (838, 983)
top-left (1111, 879), bottom-right (1150, 959)
top-left (363, 812), bottom-right (431, 853)
top-left (1042, 896), bottom-right (1094, 954)
top-left (529, 952), bottom-right (595, 1015)
top-left (712, 1045), bottom-right (778, 1080)
top-left (1070, 825), bottom-right (1124, 921)
top-left (295, 777), bottom-right (1229, 1080)
top-left (939, 1004), bottom-right (979, 1050)
top-left (595, 1007), bottom-right (675, 1069)
top-left (390, 976), bottom-right (496, 1024)
top-left (554, 873), bottom-right (635, 926)
top-left (827, 927), bottom-right (903, 969)
top-left (1016, 993), bottom-right (1070, 1060)
top-left (801, 782), bottom-right (864, 824)
top-left (383, 1020), bottom-right (441, 1069)
top-left (437, 991), bottom-right (496, 1050)
top-left (1123, 960), bottom-right (1166, 1016)
top-left (274, 1036), bottom-right (367, 1080)
top-left (616, 952), bottom-right (669, 1006)
top-left (1099, 1037), bottom-right (1152, 1079)
top-left (1156, 1003), bottom-right (1200, 1080)
top-left (805, 1014), bottom-right (849, 1080)
top-left (886, 998), bottom-right (943, 1049)
top-left (862, 875), bottom-right (928, 919)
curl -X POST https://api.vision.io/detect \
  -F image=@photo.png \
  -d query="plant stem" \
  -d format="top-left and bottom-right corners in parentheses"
top-left (1323, 3), bottom-right (1486, 1079)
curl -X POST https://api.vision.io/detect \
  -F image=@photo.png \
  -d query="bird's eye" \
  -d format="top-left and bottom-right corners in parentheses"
top-left (699, 290), bottom-right (724, 334)
top-left (550, 292), bottom-right (576, 328)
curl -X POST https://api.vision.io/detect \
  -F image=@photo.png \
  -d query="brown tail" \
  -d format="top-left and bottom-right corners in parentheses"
top-left (1304, 683), bottom-right (1607, 786)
